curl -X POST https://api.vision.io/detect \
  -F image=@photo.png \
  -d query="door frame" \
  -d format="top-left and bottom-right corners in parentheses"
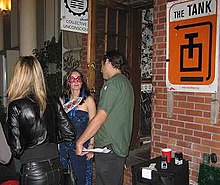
top-left (88, 0), bottom-right (153, 150)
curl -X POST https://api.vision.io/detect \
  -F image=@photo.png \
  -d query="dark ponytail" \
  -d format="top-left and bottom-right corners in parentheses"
top-left (104, 50), bottom-right (130, 78)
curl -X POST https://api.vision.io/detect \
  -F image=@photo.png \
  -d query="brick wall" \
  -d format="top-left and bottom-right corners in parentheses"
top-left (152, 0), bottom-right (220, 183)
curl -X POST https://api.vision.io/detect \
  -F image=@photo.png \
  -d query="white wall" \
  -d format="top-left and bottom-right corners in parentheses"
top-left (6, 50), bottom-right (19, 87)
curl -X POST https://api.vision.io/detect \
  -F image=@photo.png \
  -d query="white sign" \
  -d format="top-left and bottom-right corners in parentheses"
top-left (166, 0), bottom-right (220, 93)
top-left (61, 0), bottom-right (88, 33)
top-left (169, 0), bottom-right (216, 22)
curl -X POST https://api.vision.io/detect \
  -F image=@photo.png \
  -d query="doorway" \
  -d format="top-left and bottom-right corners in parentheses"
top-left (127, 3), bottom-right (153, 150)
top-left (94, 0), bottom-right (153, 150)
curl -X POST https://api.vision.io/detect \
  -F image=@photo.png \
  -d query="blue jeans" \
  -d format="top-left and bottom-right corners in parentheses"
top-left (20, 158), bottom-right (64, 185)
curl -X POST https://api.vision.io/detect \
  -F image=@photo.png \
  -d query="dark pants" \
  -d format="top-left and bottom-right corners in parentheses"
top-left (0, 158), bottom-right (19, 183)
top-left (20, 158), bottom-right (64, 185)
top-left (95, 152), bottom-right (126, 185)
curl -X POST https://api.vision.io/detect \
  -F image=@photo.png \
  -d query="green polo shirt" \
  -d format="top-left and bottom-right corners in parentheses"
top-left (95, 73), bottom-right (134, 157)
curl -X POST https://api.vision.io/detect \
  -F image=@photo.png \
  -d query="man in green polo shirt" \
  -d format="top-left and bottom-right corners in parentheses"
top-left (76, 50), bottom-right (134, 185)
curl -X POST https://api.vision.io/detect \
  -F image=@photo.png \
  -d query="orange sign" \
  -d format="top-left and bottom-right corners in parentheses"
top-left (167, 0), bottom-right (219, 92)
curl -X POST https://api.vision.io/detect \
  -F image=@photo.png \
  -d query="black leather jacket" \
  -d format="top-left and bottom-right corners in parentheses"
top-left (7, 94), bottom-right (76, 158)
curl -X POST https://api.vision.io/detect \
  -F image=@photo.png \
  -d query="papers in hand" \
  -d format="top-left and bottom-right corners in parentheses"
top-left (83, 147), bottom-right (111, 154)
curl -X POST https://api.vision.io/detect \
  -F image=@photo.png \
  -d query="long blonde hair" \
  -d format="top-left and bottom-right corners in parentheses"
top-left (7, 56), bottom-right (47, 116)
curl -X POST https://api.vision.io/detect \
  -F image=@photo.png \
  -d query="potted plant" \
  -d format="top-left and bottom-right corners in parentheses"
top-left (33, 36), bottom-right (62, 98)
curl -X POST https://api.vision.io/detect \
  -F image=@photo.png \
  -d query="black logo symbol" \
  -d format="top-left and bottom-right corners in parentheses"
top-left (64, 0), bottom-right (88, 16)
top-left (175, 22), bottom-right (213, 82)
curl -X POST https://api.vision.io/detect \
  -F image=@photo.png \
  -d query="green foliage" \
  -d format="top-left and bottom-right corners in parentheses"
top-left (33, 36), bottom-right (62, 97)
top-left (198, 163), bottom-right (220, 185)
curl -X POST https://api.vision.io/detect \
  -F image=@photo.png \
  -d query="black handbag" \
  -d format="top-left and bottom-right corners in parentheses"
top-left (63, 157), bottom-right (77, 185)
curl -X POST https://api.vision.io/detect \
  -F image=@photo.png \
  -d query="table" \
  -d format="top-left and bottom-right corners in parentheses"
top-left (131, 156), bottom-right (189, 185)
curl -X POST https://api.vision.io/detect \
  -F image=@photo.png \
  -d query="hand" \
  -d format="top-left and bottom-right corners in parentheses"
top-left (86, 152), bottom-right (94, 160)
top-left (76, 141), bottom-right (87, 156)
top-left (86, 143), bottom-right (94, 160)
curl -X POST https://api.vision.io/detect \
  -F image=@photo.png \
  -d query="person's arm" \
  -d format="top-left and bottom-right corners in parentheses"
top-left (87, 96), bottom-right (96, 147)
top-left (7, 102), bottom-right (23, 158)
top-left (76, 109), bottom-right (107, 156)
top-left (0, 123), bottom-right (12, 164)
top-left (56, 100), bottom-right (77, 142)
top-left (85, 96), bottom-right (96, 159)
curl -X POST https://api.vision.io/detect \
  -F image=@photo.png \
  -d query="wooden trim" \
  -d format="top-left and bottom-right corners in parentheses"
top-left (127, 8), bottom-right (142, 149)
top-left (98, 0), bottom-right (127, 9)
top-left (87, 0), bottom-right (97, 93)
top-left (116, 10), bottom-right (119, 50)
top-left (104, 7), bottom-right (108, 51)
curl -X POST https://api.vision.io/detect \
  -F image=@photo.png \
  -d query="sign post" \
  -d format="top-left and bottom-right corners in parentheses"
top-left (166, 0), bottom-right (219, 93)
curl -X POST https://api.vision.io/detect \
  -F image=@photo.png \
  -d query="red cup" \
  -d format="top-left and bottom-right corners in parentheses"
top-left (162, 148), bottom-right (172, 163)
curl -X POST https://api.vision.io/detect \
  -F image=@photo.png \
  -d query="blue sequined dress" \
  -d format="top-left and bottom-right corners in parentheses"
top-left (59, 109), bottom-right (93, 185)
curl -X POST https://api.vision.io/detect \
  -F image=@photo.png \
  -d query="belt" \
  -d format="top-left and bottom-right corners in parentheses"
top-left (21, 158), bottom-right (62, 176)
top-left (22, 158), bottom-right (59, 167)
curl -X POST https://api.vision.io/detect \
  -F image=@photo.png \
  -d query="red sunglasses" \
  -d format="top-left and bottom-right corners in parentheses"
top-left (68, 76), bottom-right (82, 83)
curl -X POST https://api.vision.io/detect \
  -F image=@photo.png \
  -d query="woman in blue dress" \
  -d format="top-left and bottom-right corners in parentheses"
top-left (59, 69), bottom-right (96, 185)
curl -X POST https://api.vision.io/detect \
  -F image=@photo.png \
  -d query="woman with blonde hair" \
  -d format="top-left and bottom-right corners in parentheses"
top-left (7, 56), bottom-right (76, 185)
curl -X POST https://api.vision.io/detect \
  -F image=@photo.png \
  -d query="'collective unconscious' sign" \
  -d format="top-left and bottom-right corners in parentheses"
top-left (60, 0), bottom-right (88, 33)
top-left (166, 0), bottom-right (220, 93)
